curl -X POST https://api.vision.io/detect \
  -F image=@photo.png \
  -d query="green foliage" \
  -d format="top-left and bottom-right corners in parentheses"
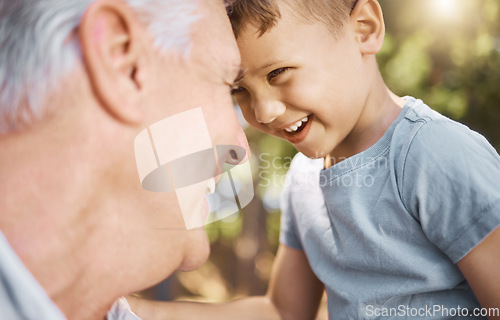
top-left (379, 0), bottom-right (500, 150)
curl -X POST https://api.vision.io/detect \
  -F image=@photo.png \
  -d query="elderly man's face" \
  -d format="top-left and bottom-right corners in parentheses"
top-left (122, 0), bottom-right (247, 277)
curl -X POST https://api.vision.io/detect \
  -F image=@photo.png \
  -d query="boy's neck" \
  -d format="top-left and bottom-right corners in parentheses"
top-left (324, 81), bottom-right (405, 169)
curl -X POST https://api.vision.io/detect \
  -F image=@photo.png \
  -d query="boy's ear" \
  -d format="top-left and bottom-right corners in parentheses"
top-left (351, 0), bottom-right (385, 55)
top-left (79, 0), bottom-right (146, 124)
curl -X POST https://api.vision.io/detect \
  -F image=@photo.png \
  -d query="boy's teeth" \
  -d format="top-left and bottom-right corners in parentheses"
top-left (285, 116), bottom-right (310, 133)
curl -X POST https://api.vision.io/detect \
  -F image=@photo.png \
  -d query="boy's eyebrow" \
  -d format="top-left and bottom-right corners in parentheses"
top-left (257, 60), bottom-right (284, 72)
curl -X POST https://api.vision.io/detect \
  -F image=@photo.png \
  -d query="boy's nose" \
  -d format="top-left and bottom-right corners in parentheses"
top-left (253, 99), bottom-right (286, 124)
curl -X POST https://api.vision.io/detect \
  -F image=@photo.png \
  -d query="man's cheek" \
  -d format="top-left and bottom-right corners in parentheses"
top-left (134, 107), bottom-right (214, 230)
top-left (134, 107), bottom-right (254, 230)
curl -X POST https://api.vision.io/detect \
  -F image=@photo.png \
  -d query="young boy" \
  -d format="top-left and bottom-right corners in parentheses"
top-left (129, 0), bottom-right (500, 319)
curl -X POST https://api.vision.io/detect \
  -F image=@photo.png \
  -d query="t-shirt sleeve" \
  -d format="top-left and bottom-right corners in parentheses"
top-left (279, 164), bottom-right (303, 251)
top-left (401, 119), bottom-right (500, 263)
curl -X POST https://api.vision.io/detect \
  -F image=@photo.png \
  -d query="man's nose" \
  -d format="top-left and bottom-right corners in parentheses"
top-left (211, 106), bottom-right (251, 166)
top-left (223, 124), bottom-right (250, 165)
top-left (253, 97), bottom-right (286, 124)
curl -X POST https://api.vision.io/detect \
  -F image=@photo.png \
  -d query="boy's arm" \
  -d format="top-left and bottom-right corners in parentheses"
top-left (267, 244), bottom-right (325, 320)
top-left (127, 244), bottom-right (325, 320)
top-left (457, 226), bottom-right (500, 320)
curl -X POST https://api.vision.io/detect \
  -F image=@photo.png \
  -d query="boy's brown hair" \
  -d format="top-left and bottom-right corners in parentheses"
top-left (225, 0), bottom-right (359, 38)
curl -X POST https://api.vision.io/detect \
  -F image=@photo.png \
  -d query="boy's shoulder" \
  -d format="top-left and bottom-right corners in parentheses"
top-left (396, 97), bottom-right (498, 160)
top-left (399, 96), bottom-right (467, 133)
top-left (396, 98), bottom-right (500, 213)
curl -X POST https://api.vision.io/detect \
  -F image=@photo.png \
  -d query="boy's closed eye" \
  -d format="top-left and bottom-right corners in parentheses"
top-left (267, 67), bottom-right (290, 82)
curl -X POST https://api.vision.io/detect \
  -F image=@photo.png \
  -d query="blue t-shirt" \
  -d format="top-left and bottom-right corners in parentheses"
top-left (280, 97), bottom-right (500, 319)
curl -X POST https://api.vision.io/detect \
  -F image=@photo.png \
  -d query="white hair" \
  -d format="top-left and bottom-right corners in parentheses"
top-left (0, 0), bottom-right (199, 133)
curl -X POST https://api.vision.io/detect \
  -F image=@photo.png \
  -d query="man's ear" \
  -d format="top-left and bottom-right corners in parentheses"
top-left (79, 0), bottom-right (146, 124)
top-left (350, 0), bottom-right (385, 55)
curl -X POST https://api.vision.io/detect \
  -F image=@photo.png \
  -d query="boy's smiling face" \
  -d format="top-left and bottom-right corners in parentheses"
top-left (232, 3), bottom-right (373, 159)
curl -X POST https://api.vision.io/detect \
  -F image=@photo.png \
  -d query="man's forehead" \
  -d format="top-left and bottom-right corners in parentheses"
top-left (191, 46), bottom-right (241, 85)
top-left (189, 0), bottom-right (241, 81)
